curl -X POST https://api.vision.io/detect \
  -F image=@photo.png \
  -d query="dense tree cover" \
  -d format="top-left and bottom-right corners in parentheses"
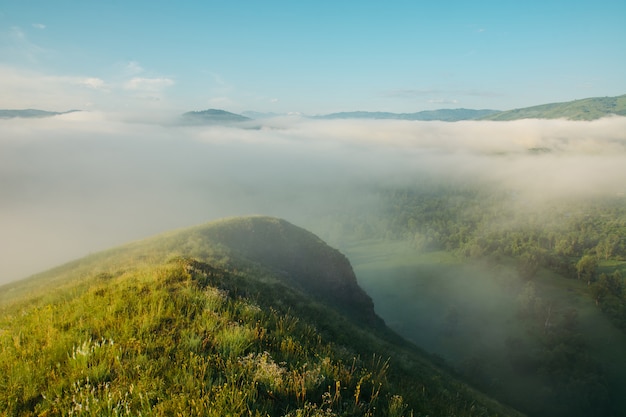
top-left (314, 184), bottom-right (626, 417)
top-left (504, 281), bottom-right (612, 417)
top-left (382, 187), bottom-right (626, 267)
top-left (326, 184), bottom-right (626, 331)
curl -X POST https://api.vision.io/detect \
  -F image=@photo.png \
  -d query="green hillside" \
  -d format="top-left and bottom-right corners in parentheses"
top-left (481, 94), bottom-right (626, 121)
top-left (0, 216), bottom-right (522, 417)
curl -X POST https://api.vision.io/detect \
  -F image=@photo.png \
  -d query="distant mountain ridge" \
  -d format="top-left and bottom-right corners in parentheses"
top-left (480, 94), bottom-right (626, 121)
top-left (4, 94), bottom-right (624, 123)
top-left (315, 108), bottom-right (498, 121)
top-left (313, 94), bottom-right (626, 121)
top-left (0, 109), bottom-right (80, 119)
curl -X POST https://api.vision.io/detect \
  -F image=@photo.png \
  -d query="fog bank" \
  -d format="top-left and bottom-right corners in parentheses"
top-left (1, 114), bottom-right (625, 283)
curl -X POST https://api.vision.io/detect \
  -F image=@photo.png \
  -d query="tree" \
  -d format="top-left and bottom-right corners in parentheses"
top-left (595, 235), bottom-right (619, 260)
top-left (576, 255), bottom-right (598, 285)
top-left (591, 271), bottom-right (623, 305)
top-left (518, 251), bottom-right (541, 280)
top-left (591, 273), bottom-right (610, 306)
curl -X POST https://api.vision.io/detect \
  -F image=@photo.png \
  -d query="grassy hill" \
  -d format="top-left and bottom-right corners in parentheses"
top-left (481, 94), bottom-right (626, 121)
top-left (0, 216), bottom-right (523, 417)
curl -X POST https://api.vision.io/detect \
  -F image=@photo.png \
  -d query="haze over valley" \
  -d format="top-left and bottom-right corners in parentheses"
top-left (2, 110), bottom-right (625, 283)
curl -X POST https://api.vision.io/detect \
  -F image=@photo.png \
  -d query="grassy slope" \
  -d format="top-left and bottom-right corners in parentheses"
top-left (481, 94), bottom-right (626, 120)
top-left (0, 217), bottom-right (523, 417)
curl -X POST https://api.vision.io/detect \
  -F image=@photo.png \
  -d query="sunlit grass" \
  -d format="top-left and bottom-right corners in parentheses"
top-left (0, 255), bottom-right (518, 416)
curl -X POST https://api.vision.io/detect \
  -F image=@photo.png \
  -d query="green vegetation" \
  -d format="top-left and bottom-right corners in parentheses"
top-left (348, 244), bottom-right (624, 417)
top-left (0, 217), bottom-right (521, 417)
top-left (316, 184), bottom-right (626, 417)
top-left (481, 94), bottom-right (626, 121)
top-left (375, 187), bottom-right (626, 332)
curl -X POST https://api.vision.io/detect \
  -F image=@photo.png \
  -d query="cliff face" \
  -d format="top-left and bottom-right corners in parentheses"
top-left (194, 216), bottom-right (381, 325)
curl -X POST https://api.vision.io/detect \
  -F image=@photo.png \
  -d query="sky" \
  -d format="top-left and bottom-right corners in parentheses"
top-left (1, 0), bottom-right (625, 115)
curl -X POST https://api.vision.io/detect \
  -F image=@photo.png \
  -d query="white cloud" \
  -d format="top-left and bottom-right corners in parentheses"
top-left (125, 61), bottom-right (144, 75)
top-left (9, 26), bottom-right (26, 40)
top-left (0, 65), bottom-right (91, 109)
top-left (124, 77), bottom-right (175, 92)
top-left (3, 26), bottom-right (46, 63)
top-left (32, 23), bottom-right (46, 30)
top-left (0, 65), bottom-right (177, 114)
top-left (80, 77), bottom-right (108, 91)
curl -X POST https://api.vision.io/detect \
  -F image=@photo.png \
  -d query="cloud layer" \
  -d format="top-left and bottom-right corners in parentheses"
top-left (1, 115), bottom-right (625, 283)
top-left (0, 64), bottom-right (175, 115)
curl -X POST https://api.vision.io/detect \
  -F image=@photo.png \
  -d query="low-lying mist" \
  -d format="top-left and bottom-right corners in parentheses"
top-left (1, 113), bottom-right (625, 284)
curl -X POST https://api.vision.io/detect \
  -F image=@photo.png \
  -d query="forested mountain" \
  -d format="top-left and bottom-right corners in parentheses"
top-left (481, 94), bottom-right (626, 121)
top-left (0, 216), bottom-right (522, 417)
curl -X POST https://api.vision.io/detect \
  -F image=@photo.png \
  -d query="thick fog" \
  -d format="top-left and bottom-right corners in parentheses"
top-left (1, 113), bottom-right (626, 284)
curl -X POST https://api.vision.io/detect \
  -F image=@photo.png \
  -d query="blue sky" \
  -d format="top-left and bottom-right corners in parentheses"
top-left (1, 0), bottom-right (625, 115)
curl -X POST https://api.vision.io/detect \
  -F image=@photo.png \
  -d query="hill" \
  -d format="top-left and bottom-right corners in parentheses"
top-left (181, 108), bottom-right (252, 124)
top-left (0, 109), bottom-right (80, 119)
top-left (315, 95), bottom-right (626, 121)
top-left (0, 216), bottom-right (522, 417)
top-left (316, 108), bottom-right (498, 121)
top-left (481, 94), bottom-right (626, 120)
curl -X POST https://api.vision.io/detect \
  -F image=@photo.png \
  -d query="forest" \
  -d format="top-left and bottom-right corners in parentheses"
top-left (313, 182), bottom-right (626, 417)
